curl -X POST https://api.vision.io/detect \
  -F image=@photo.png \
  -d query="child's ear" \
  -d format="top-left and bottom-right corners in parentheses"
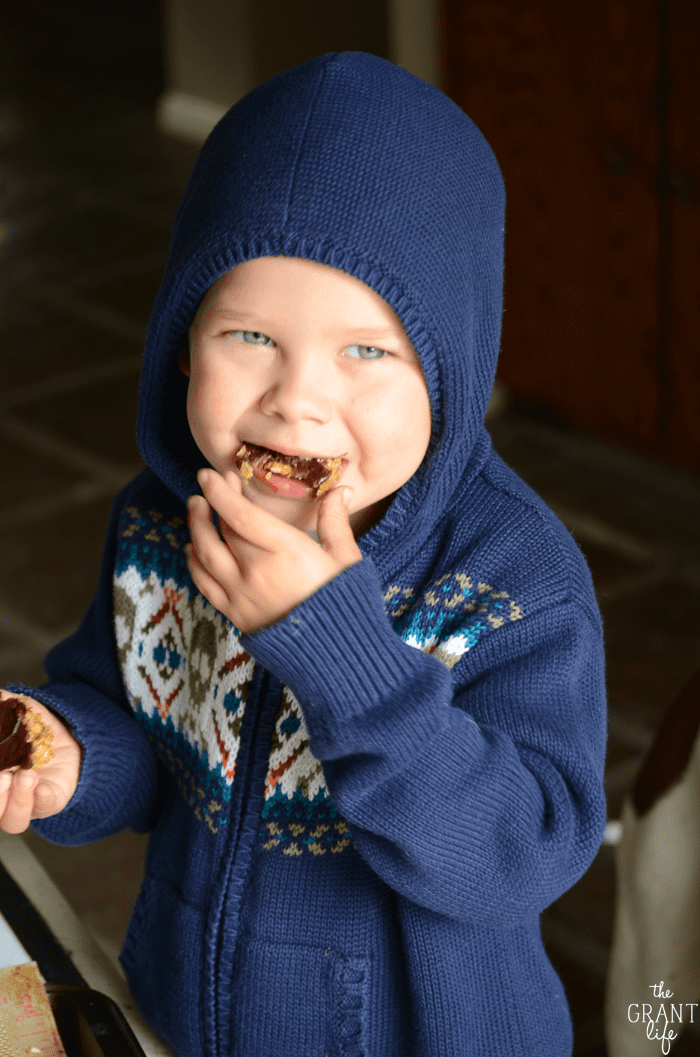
top-left (177, 342), bottom-right (191, 377)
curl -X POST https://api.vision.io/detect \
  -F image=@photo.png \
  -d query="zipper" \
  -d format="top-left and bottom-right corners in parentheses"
top-left (205, 664), bottom-right (282, 1057)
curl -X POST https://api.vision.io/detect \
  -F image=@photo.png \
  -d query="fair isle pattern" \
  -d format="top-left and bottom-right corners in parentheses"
top-left (257, 572), bottom-right (523, 857)
top-left (259, 687), bottom-right (353, 857)
top-left (114, 505), bottom-right (255, 833)
top-left (383, 571), bottom-right (524, 669)
top-left (113, 508), bottom-right (523, 847)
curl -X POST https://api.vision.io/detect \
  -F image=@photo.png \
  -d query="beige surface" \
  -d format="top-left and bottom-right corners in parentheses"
top-left (0, 831), bottom-right (174, 1057)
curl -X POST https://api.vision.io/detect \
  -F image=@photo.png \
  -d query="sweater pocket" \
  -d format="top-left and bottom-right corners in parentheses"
top-left (231, 940), bottom-right (369, 1057)
top-left (120, 875), bottom-right (206, 1057)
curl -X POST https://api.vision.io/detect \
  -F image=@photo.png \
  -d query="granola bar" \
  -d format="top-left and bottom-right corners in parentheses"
top-left (0, 695), bottom-right (54, 771)
top-left (234, 443), bottom-right (342, 497)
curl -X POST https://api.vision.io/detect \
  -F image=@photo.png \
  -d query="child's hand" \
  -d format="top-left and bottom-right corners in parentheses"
top-left (186, 468), bottom-right (363, 634)
top-left (0, 691), bottom-right (82, 834)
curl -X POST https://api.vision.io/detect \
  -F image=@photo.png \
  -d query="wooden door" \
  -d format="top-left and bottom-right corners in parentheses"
top-left (440, 1), bottom-right (700, 475)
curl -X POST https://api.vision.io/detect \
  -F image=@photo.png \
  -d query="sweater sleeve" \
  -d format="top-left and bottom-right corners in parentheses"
top-left (240, 556), bottom-right (607, 926)
top-left (5, 483), bottom-right (161, 845)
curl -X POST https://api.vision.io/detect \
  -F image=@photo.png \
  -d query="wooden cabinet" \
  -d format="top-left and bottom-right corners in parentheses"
top-left (440, 1), bottom-right (699, 474)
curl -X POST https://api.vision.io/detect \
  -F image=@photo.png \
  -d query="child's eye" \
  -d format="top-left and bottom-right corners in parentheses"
top-left (343, 344), bottom-right (388, 360)
top-left (232, 330), bottom-right (274, 346)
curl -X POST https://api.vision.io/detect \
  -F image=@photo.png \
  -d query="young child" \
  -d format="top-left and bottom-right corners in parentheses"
top-left (0, 52), bottom-right (606, 1056)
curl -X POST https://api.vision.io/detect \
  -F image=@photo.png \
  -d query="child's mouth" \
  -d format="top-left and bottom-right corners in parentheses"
top-left (234, 443), bottom-right (344, 499)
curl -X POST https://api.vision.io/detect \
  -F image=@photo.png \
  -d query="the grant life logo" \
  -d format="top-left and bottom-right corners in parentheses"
top-left (627, 982), bottom-right (698, 1054)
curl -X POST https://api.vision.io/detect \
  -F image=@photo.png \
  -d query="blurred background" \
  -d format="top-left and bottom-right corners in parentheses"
top-left (0, 1), bottom-right (698, 1054)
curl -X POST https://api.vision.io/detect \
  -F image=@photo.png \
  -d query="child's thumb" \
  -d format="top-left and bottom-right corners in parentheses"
top-left (317, 487), bottom-right (362, 566)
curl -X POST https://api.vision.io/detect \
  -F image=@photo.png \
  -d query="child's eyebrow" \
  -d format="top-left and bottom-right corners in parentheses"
top-left (347, 327), bottom-right (399, 342)
top-left (205, 309), bottom-right (401, 344)
top-left (207, 309), bottom-right (263, 325)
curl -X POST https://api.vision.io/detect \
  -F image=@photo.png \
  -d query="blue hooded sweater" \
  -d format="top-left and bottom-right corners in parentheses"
top-left (16, 52), bottom-right (606, 1056)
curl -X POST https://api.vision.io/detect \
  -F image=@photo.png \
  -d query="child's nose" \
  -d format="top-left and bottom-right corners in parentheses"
top-left (259, 355), bottom-right (332, 424)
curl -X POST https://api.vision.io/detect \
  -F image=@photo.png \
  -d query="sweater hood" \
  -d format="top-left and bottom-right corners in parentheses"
top-left (137, 51), bottom-right (505, 578)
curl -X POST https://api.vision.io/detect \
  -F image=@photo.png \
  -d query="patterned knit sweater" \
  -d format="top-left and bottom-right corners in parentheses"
top-left (13, 52), bottom-right (606, 1057)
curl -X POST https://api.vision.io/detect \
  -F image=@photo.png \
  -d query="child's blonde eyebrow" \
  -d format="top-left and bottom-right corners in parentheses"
top-left (204, 309), bottom-right (402, 344)
top-left (206, 308), bottom-right (264, 325)
top-left (346, 328), bottom-right (398, 342)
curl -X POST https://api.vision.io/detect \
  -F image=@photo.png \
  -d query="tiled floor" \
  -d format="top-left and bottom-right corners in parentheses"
top-left (2, 10), bottom-right (700, 1057)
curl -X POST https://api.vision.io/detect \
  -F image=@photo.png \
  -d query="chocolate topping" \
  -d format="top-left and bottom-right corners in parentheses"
top-left (0, 696), bottom-right (54, 771)
top-left (234, 444), bottom-right (342, 497)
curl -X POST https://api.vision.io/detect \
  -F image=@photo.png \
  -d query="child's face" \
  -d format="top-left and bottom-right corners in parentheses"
top-left (182, 256), bottom-right (432, 537)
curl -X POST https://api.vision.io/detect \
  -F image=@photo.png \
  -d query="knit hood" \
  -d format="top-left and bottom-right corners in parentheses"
top-left (137, 51), bottom-right (505, 579)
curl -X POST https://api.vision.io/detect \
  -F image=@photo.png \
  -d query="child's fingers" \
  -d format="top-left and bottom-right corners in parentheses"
top-left (31, 780), bottom-right (64, 818)
top-left (316, 487), bottom-right (362, 566)
top-left (0, 771), bottom-right (12, 822)
top-left (188, 494), bottom-right (242, 577)
top-left (0, 768), bottom-right (38, 834)
top-left (197, 469), bottom-right (281, 551)
top-left (185, 543), bottom-right (235, 615)
top-left (219, 469), bottom-right (243, 496)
